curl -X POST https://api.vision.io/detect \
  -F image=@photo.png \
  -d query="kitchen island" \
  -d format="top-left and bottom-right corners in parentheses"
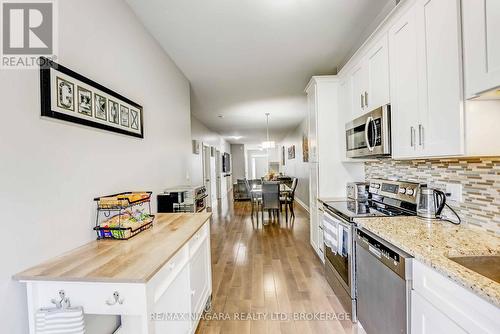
top-left (355, 216), bottom-right (500, 333)
top-left (14, 212), bottom-right (212, 334)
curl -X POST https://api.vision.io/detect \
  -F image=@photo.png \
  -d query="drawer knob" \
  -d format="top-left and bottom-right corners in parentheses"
top-left (106, 291), bottom-right (124, 306)
top-left (191, 290), bottom-right (195, 296)
top-left (168, 262), bottom-right (175, 270)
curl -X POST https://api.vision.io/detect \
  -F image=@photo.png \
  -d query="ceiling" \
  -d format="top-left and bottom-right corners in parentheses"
top-left (126, 0), bottom-right (395, 144)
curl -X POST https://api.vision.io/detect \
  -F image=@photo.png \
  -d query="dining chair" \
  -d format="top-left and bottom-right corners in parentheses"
top-left (245, 178), bottom-right (261, 219)
top-left (235, 179), bottom-right (248, 200)
top-left (286, 178), bottom-right (298, 218)
top-left (261, 181), bottom-right (280, 223)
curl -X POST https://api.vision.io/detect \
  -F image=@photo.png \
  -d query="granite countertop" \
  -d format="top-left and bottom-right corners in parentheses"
top-left (354, 216), bottom-right (500, 307)
top-left (317, 197), bottom-right (347, 204)
top-left (14, 213), bottom-right (211, 283)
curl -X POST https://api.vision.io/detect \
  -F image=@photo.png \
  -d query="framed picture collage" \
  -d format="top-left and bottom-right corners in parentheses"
top-left (40, 57), bottom-right (144, 138)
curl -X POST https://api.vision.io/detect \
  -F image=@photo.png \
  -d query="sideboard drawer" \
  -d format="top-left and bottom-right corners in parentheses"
top-left (189, 221), bottom-right (209, 256)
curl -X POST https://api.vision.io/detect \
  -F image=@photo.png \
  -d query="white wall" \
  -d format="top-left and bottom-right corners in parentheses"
top-left (230, 144), bottom-right (245, 184)
top-left (279, 119), bottom-right (310, 208)
top-left (190, 116), bottom-right (231, 204)
top-left (0, 0), bottom-right (192, 332)
top-left (253, 156), bottom-right (268, 179)
top-left (245, 146), bottom-right (280, 179)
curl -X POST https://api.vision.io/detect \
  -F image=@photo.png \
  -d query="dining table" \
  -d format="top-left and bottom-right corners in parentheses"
top-left (250, 183), bottom-right (293, 223)
top-left (250, 183), bottom-right (292, 195)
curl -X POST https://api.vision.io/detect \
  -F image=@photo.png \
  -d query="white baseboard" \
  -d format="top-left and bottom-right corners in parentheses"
top-left (294, 197), bottom-right (309, 213)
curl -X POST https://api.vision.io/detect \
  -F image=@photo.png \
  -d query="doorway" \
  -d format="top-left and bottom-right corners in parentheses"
top-left (215, 150), bottom-right (222, 200)
top-left (202, 145), bottom-right (212, 208)
top-left (251, 155), bottom-right (268, 179)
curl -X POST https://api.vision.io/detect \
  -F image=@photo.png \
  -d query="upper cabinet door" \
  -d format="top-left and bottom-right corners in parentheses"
top-left (339, 76), bottom-right (353, 122)
top-left (307, 82), bottom-right (318, 162)
top-left (366, 34), bottom-right (390, 110)
top-left (351, 63), bottom-right (368, 118)
top-left (463, 0), bottom-right (500, 98)
top-left (389, 6), bottom-right (421, 159)
top-left (339, 78), bottom-right (352, 157)
top-left (416, 0), bottom-right (464, 157)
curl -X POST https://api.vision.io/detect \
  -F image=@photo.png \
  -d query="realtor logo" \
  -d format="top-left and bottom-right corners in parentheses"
top-left (1, 0), bottom-right (57, 69)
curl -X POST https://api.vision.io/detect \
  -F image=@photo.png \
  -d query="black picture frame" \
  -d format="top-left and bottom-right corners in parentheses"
top-left (288, 145), bottom-right (295, 159)
top-left (40, 57), bottom-right (144, 138)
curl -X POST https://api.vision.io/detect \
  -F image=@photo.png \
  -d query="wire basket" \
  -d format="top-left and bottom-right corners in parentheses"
top-left (93, 192), bottom-right (154, 240)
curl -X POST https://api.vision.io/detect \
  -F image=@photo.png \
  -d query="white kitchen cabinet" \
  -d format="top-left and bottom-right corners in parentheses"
top-left (390, 0), bottom-right (464, 159)
top-left (412, 260), bottom-right (500, 334)
top-left (350, 64), bottom-right (368, 118)
top-left (307, 83), bottom-right (318, 163)
top-left (339, 77), bottom-right (352, 122)
top-left (411, 290), bottom-right (467, 334)
top-left (310, 208), bottom-right (319, 255)
top-left (306, 77), bottom-right (364, 258)
top-left (338, 77), bottom-right (353, 160)
top-left (366, 34), bottom-right (390, 110)
top-left (462, 0), bottom-right (500, 98)
top-left (389, 5), bottom-right (421, 159)
top-left (338, 0), bottom-right (500, 158)
top-left (309, 163), bottom-right (319, 253)
top-left (415, 0), bottom-right (464, 157)
top-left (350, 34), bottom-right (390, 119)
top-left (316, 204), bottom-right (325, 262)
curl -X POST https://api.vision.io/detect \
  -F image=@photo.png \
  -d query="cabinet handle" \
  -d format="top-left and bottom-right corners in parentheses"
top-left (191, 290), bottom-right (196, 296)
top-left (410, 126), bottom-right (415, 148)
top-left (364, 91), bottom-right (368, 108)
top-left (360, 94), bottom-right (364, 109)
top-left (418, 124), bottom-right (424, 146)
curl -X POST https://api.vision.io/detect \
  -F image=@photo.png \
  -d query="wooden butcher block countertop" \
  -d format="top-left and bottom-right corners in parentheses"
top-left (14, 213), bottom-right (212, 283)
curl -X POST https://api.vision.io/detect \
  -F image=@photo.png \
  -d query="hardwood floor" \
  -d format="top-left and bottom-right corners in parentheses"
top-left (196, 196), bottom-right (366, 334)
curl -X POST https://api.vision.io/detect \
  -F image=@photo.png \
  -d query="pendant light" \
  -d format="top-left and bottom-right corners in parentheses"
top-left (262, 113), bottom-right (275, 149)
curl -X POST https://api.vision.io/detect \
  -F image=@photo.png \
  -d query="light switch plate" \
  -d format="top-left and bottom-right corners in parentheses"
top-left (446, 183), bottom-right (462, 203)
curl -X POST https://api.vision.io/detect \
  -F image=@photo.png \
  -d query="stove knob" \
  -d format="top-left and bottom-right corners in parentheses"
top-left (406, 188), bottom-right (415, 196)
top-left (374, 183), bottom-right (381, 189)
top-left (399, 187), bottom-right (406, 194)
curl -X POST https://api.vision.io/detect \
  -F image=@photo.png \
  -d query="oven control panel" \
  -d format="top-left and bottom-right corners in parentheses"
top-left (369, 179), bottom-right (423, 204)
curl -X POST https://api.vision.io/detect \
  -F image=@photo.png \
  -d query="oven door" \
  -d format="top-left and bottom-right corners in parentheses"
top-left (323, 210), bottom-right (356, 320)
top-left (323, 211), bottom-right (352, 291)
top-left (346, 105), bottom-right (391, 158)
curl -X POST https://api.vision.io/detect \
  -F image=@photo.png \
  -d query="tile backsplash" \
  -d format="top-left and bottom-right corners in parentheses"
top-left (365, 157), bottom-right (500, 235)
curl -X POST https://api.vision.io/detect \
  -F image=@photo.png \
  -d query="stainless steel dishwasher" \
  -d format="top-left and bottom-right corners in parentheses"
top-left (355, 228), bottom-right (412, 334)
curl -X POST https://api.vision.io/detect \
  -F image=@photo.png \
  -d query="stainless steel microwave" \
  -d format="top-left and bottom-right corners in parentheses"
top-left (345, 105), bottom-right (391, 158)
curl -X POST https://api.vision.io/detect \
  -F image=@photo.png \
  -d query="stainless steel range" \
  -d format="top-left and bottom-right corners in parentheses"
top-left (158, 185), bottom-right (207, 213)
top-left (321, 179), bottom-right (423, 323)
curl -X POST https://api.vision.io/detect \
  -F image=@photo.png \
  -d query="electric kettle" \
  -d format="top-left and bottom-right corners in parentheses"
top-left (416, 187), bottom-right (446, 219)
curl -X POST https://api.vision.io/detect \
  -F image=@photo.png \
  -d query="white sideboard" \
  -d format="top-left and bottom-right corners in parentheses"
top-left (15, 213), bottom-right (212, 334)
